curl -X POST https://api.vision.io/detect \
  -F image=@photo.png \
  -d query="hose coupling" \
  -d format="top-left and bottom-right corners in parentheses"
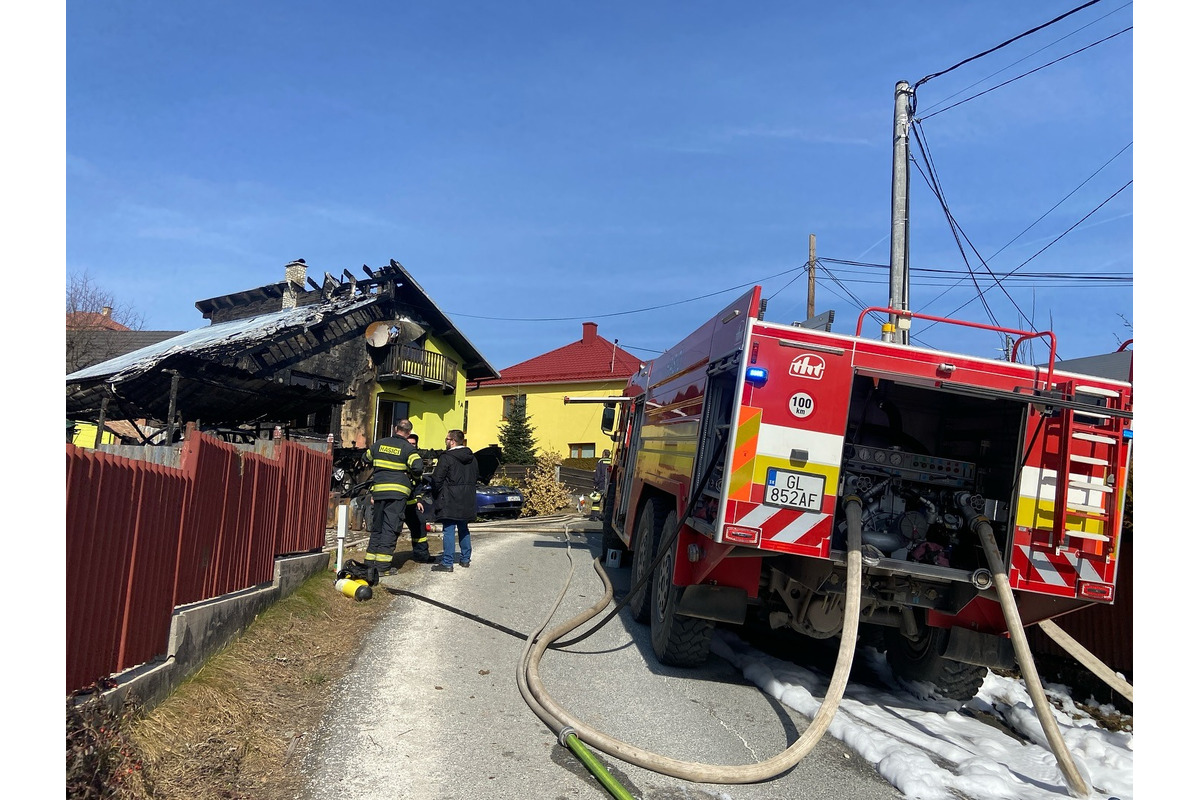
top-left (971, 568), bottom-right (993, 589)
top-left (557, 726), bottom-right (577, 746)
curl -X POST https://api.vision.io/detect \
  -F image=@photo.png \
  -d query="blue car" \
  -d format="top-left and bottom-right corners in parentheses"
top-left (472, 445), bottom-right (524, 519)
top-left (408, 445), bottom-right (523, 521)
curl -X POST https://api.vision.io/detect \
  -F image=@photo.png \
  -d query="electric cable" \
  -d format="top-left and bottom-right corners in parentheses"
top-left (930, 179), bottom-right (1131, 345)
top-left (450, 264), bottom-right (803, 322)
top-left (910, 123), bottom-right (1011, 333)
top-left (918, 26), bottom-right (1131, 122)
top-left (913, 0), bottom-right (1103, 90)
top-left (918, 2), bottom-right (1132, 117)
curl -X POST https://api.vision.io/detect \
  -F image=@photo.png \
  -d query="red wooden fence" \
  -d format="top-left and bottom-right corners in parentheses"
top-left (66, 428), bottom-right (332, 695)
top-left (1027, 523), bottom-right (1134, 680)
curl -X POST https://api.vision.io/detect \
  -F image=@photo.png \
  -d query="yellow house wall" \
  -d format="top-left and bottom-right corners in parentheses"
top-left (467, 380), bottom-right (627, 457)
top-left (369, 336), bottom-right (472, 448)
top-left (70, 422), bottom-right (117, 448)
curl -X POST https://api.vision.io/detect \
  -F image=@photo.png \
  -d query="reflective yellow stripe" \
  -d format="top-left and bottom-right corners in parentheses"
top-left (372, 483), bottom-right (412, 496)
top-left (373, 458), bottom-right (407, 471)
top-left (729, 406), bottom-right (762, 501)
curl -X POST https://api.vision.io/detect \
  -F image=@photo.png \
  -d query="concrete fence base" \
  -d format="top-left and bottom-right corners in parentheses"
top-left (76, 551), bottom-right (330, 716)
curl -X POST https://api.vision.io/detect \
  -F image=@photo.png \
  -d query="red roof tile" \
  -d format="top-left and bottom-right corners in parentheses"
top-left (481, 322), bottom-right (642, 387)
top-left (66, 311), bottom-right (131, 331)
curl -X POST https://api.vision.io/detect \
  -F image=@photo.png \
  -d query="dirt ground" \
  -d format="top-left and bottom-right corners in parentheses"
top-left (67, 545), bottom-right (401, 800)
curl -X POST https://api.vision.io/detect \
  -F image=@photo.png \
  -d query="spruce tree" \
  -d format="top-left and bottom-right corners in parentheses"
top-left (497, 397), bottom-right (537, 465)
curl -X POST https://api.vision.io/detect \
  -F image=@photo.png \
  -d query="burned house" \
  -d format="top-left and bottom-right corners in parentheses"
top-left (65, 259), bottom-right (499, 447)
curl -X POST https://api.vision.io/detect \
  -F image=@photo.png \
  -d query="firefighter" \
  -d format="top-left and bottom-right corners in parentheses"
top-left (590, 450), bottom-right (611, 520)
top-left (363, 419), bottom-right (424, 576)
top-left (403, 432), bottom-right (433, 563)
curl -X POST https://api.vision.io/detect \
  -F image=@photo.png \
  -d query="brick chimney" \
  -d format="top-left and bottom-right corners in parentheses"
top-left (583, 321), bottom-right (598, 343)
top-left (282, 259), bottom-right (307, 309)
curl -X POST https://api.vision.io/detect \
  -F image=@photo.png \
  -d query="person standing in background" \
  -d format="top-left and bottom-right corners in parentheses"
top-left (429, 429), bottom-right (477, 573)
top-left (594, 449), bottom-right (612, 493)
top-left (403, 431), bottom-right (433, 563)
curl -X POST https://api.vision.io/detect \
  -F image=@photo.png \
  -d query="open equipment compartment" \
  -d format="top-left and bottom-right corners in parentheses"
top-left (833, 372), bottom-right (1028, 585)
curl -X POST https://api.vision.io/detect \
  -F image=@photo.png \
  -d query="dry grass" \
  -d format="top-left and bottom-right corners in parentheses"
top-left (68, 547), bottom-right (391, 800)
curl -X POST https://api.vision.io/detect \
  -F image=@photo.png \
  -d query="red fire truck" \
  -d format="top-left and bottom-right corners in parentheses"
top-left (594, 286), bottom-right (1132, 700)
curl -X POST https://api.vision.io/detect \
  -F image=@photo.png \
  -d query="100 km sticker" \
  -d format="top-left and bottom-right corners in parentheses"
top-left (789, 392), bottom-right (814, 418)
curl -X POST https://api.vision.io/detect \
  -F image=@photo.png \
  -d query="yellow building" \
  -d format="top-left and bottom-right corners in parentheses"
top-left (466, 322), bottom-right (641, 459)
top-left (70, 421), bottom-right (118, 448)
top-left (369, 332), bottom-right (488, 449)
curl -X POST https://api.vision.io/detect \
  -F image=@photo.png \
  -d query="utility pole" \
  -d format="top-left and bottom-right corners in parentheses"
top-left (806, 234), bottom-right (816, 320)
top-left (889, 80), bottom-right (914, 345)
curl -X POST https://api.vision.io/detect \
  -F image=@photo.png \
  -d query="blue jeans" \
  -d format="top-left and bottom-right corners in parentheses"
top-left (440, 520), bottom-right (471, 566)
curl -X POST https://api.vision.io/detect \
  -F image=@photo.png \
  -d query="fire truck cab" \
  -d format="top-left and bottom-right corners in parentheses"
top-left (598, 286), bottom-right (1132, 701)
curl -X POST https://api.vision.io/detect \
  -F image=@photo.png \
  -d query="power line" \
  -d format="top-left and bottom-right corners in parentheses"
top-left (910, 123), bottom-right (1015, 333)
top-left (917, 26), bottom-right (1131, 122)
top-left (918, 1), bottom-right (1131, 116)
top-left (913, 0), bottom-right (1103, 90)
top-left (448, 264), bottom-right (802, 322)
top-left (821, 256), bottom-right (1130, 280)
top-left (816, 270), bottom-right (1129, 286)
top-left (921, 179), bottom-right (1131, 326)
top-left (970, 142), bottom-right (1131, 265)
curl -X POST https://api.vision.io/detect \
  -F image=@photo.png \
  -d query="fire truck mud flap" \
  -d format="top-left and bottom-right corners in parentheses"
top-left (941, 626), bottom-right (1016, 670)
top-left (675, 584), bottom-right (749, 625)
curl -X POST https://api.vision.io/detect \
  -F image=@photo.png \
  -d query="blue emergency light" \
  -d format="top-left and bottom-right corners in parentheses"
top-left (745, 366), bottom-right (768, 386)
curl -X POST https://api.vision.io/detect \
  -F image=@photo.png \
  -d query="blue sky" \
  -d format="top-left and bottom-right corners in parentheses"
top-left (60, 1), bottom-right (1135, 371)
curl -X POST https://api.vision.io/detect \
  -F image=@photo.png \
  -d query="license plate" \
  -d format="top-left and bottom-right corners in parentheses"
top-left (764, 468), bottom-right (825, 512)
top-left (506, 495), bottom-right (521, 502)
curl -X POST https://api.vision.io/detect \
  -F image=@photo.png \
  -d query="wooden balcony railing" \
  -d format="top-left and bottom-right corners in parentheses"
top-left (378, 343), bottom-right (458, 393)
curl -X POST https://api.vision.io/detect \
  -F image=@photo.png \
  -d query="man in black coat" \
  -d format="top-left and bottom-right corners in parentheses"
top-left (430, 429), bottom-right (478, 573)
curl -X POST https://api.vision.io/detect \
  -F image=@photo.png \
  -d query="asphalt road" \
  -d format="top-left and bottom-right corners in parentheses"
top-left (304, 515), bottom-right (903, 800)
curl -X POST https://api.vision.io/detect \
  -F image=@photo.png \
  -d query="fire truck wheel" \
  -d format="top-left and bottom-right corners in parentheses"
top-left (650, 510), bottom-right (714, 667)
top-left (629, 497), bottom-right (668, 624)
top-left (884, 626), bottom-right (986, 702)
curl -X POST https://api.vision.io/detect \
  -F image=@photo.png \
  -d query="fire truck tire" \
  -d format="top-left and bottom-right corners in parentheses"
top-left (884, 626), bottom-right (986, 702)
top-left (650, 511), bottom-right (714, 667)
top-left (628, 497), bottom-right (668, 624)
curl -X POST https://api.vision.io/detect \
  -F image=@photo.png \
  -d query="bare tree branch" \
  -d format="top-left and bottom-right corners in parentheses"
top-left (66, 270), bottom-right (147, 373)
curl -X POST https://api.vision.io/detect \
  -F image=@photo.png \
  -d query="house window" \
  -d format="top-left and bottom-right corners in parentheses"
top-left (502, 394), bottom-right (527, 420)
top-left (374, 398), bottom-right (410, 442)
top-left (569, 443), bottom-right (596, 459)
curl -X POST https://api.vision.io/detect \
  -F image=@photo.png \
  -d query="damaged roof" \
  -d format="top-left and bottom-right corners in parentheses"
top-left (66, 296), bottom-right (382, 427)
top-left (66, 259), bottom-right (500, 430)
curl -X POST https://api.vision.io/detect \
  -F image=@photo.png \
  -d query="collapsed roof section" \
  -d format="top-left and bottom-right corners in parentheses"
top-left (66, 296), bottom-right (380, 427)
top-left (66, 259), bottom-right (499, 429)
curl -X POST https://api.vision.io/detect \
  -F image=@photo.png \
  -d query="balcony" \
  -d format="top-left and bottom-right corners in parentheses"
top-left (378, 343), bottom-right (459, 393)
